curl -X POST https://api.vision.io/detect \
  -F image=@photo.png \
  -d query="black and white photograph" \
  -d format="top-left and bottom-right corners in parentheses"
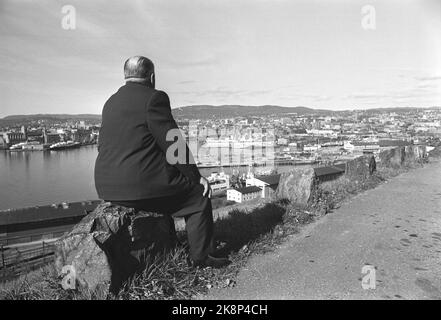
top-left (0, 0), bottom-right (441, 306)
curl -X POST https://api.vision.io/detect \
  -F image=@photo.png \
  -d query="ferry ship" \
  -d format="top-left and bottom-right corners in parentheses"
top-left (9, 142), bottom-right (27, 150)
top-left (49, 141), bottom-right (81, 150)
top-left (9, 142), bottom-right (46, 151)
top-left (203, 137), bottom-right (275, 149)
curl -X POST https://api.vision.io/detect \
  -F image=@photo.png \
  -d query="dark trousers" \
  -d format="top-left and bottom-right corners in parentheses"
top-left (109, 183), bottom-right (214, 262)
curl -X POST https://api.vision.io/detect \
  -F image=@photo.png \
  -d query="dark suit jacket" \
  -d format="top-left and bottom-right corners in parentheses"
top-left (94, 82), bottom-right (201, 200)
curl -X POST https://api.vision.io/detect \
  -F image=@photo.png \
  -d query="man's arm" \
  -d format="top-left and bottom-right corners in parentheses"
top-left (146, 90), bottom-right (201, 184)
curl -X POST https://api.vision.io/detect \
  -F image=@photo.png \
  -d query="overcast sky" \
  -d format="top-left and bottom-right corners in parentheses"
top-left (0, 0), bottom-right (440, 117)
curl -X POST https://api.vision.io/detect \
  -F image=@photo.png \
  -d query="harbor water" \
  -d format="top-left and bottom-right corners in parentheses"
top-left (0, 145), bottom-right (304, 211)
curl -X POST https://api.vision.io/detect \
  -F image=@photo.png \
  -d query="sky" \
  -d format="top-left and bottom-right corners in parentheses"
top-left (0, 0), bottom-right (440, 117)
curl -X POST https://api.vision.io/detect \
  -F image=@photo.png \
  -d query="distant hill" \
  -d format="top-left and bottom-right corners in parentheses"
top-left (2, 114), bottom-right (101, 121)
top-left (361, 107), bottom-right (437, 114)
top-left (171, 105), bottom-right (331, 119)
top-left (2, 106), bottom-right (437, 124)
top-left (0, 106), bottom-right (330, 123)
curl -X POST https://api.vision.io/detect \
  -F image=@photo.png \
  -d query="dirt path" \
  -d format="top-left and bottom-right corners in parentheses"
top-left (202, 159), bottom-right (441, 300)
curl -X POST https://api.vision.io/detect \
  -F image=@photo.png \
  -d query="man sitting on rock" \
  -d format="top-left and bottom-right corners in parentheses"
top-left (94, 56), bottom-right (230, 268)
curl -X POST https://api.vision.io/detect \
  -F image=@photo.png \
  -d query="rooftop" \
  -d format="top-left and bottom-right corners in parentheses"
top-left (254, 174), bottom-right (281, 185)
top-left (314, 166), bottom-right (345, 177)
top-left (333, 163), bottom-right (346, 171)
top-left (231, 186), bottom-right (262, 194)
top-left (379, 140), bottom-right (412, 147)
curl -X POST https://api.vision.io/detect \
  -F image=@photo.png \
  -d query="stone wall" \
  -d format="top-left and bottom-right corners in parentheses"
top-left (378, 145), bottom-right (427, 169)
top-left (275, 167), bottom-right (318, 205)
top-left (410, 145), bottom-right (427, 161)
top-left (54, 202), bottom-right (176, 293)
top-left (345, 155), bottom-right (376, 180)
top-left (378, 146), bottom-right (405, 168)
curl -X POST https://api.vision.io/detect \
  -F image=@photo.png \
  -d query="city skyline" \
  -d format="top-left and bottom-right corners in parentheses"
top-left (1, 0), bottom-right (440, 118)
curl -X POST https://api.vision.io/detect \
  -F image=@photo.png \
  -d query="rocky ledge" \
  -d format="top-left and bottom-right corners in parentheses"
top-left (54, 202), bottom-right (177, 293)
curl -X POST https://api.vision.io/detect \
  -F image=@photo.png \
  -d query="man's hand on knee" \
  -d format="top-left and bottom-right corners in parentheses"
top-left (199, 177), bottom-right (212, 198)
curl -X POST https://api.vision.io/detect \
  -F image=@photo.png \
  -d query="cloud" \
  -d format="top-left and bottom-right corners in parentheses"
top-left (164, 56), bottom-right (220, 69)
top-left (177, 80), bottom-right (197, 85)
top-left (171, 88), bottom-right (271, 99)
top-left (1, 0), bottom-right (441, 116)
top-left (345, 93), bottom-right (389, 99)
top-left (416, 82), bottom-right (438, 89)
top-left (344, 87), bottom-right (441, 102)
top-left (415, 76), bottom-right (441, 81)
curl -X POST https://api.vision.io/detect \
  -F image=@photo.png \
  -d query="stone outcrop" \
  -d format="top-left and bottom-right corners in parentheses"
top-left (416, 145), bottom-right (427, 159)
top-left (54, 202), bottom-right (177, 294)
top-left (404, 145), bottom-right (427, 164)
top-left (404, 145), bottom-right (416, 161)
top-left (379, 145), bottom-right (427, 169)
top-left (275, 167), bottom-right (317, 205)
top-left (345, 155), bottom-right (376, 180)
top-left (379, 146), bottom-right (405, 168)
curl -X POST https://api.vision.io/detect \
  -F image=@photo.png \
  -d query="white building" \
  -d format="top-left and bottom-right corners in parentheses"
top-left (227, 186), bottom-right (262, 203)
top-left (206, 172), bottom-right (230, 193)
top-left (306, 129), bottom-right (337, 137)
top-left (277, 137), bottom-right (288, 145)
top-left (303, 144), bottom-right (321, 152)
top-left (245, 174), bottom-right (281, 198)
top-left (344, 141), bottom-right (379, 153)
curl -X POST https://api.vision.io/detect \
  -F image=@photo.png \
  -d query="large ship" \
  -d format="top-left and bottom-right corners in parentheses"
top-left (203, 137), bottom-right (275, 149)
top-left (9, 142), bottom-right (27, 151)
top-left (49, 141), bottom-right (81, 150)
top-left (9, 142), bottom-right (47, 151)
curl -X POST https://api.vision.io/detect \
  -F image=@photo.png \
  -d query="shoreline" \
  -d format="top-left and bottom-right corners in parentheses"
top-left (1, 142), bottom-right (97, 152)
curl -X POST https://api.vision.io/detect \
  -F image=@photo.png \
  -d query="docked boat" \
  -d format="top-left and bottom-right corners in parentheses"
top-left (49, 141), bottom-right (81, 150)
top-left (203, 137), bottom-right (275, 149)
top-left (9, 142), bottom-right (27, 151)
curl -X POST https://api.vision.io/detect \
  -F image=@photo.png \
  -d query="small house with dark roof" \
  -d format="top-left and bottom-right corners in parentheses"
top-left (333, 163), bottom-right (346, 172)
top-left (227, 186), bottom-right (262, 203)
top-left (314, 165), bottom-right (345, 182)
top-left (378, 139), bottom-right (412, 147)
top-left (246, 173), bottom-right (281, 198)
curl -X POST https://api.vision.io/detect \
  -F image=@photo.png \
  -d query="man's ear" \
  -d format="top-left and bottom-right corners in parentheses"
top-left (150, 72), bottom-right (155, 87)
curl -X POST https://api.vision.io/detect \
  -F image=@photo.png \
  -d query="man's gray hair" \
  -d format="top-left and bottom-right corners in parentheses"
top-left (124, 56), bottom-right (154, 80)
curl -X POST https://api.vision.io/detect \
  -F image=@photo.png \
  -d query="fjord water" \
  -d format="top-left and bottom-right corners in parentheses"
top-left (0, 145), bottom-right (99, 210)
top-left (0, 144), bottom-right (297, 211)
top-left (0, 145), bottom-right (241, 210)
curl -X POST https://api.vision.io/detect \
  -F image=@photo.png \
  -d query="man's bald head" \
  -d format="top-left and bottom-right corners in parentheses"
top-left (124, 56), bottom-right (154, 83)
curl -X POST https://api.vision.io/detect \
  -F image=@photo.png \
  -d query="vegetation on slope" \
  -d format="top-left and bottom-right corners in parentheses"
top-left (0, 149), bottom-right (438, 300)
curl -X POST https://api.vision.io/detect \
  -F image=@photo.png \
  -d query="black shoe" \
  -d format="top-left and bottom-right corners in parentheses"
top-left (194, 255), bottom-right (231, 269)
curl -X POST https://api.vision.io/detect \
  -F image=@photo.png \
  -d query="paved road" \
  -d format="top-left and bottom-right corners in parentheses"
top-left (203, 159), bottom-right (441, 300)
